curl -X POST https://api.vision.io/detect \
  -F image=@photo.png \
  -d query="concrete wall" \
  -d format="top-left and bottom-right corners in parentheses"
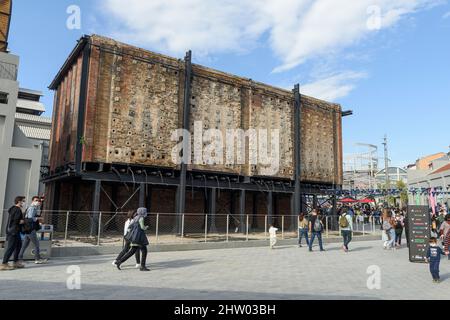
top-left (0, 52), bottom-right (42, 235)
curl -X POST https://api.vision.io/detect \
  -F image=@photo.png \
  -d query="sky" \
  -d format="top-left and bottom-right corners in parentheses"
top-left (8, 0), bottom-right (450, 168)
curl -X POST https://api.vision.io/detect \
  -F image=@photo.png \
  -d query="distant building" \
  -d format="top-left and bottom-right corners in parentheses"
top-left (408, 152), bottom-right (450, 206)
top-left (0, 51), bottom-right (51, 236)
top-left (375, 167), bottom-right (408, 187)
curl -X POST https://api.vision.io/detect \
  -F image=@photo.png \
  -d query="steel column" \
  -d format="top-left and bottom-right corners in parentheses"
top-left (293, 84), bottom-right (302, 216)
top-left (209, 188), bottom-right (217, 233)
top-left (239, 190), bottom-right (246, 233)
top-left (267, 191), bottom-right (273, 225)
top-left (91, 180), bottom-right (101, 237)
top-left (176, 50), bottom-right (193, 230)
top-left (75, 39), bottom-right (91, 174)
top-left (139, 183), bottom-right (145, 208)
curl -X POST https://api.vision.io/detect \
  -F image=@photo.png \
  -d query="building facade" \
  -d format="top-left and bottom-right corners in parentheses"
top-left (0, 51), bottom-right (51, 236)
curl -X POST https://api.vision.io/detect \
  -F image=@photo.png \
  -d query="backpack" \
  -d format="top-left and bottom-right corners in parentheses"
top-left (339, 214), bottom-right (349, 228)
top-left (313, 217), bottom-right (323, 232)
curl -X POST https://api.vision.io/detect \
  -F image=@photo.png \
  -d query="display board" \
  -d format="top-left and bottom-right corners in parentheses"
top-left (408, 205), bottom-right (431, 263)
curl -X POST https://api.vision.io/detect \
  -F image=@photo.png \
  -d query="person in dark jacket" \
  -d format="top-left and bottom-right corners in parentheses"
top-left (0, 196), bottom-right (26, 271)
top-left (426, 237), bottom-right (448, 283)
top-left (116, 208), bottom-right (150, 271)
top-left (112, 210), bottom-right (141, 268)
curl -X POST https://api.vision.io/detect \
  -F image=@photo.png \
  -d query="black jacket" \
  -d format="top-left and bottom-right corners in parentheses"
top-left (6, 206), bottom-right (23, 236)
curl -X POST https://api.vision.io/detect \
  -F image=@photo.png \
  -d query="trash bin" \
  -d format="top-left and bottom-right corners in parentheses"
top-left (18, 224), bottom-right (54, 260)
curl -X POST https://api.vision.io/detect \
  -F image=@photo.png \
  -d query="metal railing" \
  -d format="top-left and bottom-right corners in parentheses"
top-left (0, 210), bottom-right (382, 247)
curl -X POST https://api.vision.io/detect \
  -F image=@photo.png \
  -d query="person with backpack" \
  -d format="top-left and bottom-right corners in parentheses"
top-left (394, 213), bottom-right (404, 247)
top-left (0, 197), bottom-right (26, 271)
top-left (112, 210), bottom-right (141, 268)
top-left (18, 196), bottom-right (47, 265)
top-left (116, 207), bottom-right (150, 272)
top-left (340, 211), bottom-right (353, 252)
top-left (298, 213), bottom-right (309, 248)
top-left (308, 209), bottom-right (325, 252)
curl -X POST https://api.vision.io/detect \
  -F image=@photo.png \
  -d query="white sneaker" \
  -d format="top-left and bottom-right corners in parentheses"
top-left (112, 261), bottom-right (117, 266)
top-left (135, 264), bottom-right (141, 269)
top-left (35, 259), bottom-right (48, 264)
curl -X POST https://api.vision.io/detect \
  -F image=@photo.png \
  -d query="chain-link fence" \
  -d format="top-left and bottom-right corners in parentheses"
top-left (0, 210), bottom-right (383, 247)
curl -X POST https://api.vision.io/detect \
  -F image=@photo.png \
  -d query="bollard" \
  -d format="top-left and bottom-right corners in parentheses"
top-left (155, 214), bottom-right (159, 244)
top-left (281, 216), bottom-right (285, 240)
top-left (64, 211), bottom-right (70, 247)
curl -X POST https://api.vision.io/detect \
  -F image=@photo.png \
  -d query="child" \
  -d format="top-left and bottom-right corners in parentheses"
top-left (269, 224), bottom-right (278, 249)
top-left (426, 237), bottom-right (448, 283)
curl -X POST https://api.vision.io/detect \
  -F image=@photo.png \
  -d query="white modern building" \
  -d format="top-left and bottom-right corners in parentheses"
top-left (0, 51), bottom-right (51, 236)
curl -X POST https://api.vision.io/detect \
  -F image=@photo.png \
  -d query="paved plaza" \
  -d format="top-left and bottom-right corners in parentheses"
top-left (1, 240), bottom-right (449, 300)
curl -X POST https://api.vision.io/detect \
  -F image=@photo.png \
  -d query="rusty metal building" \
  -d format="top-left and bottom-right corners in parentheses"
top-left (43, 35), bottom-right (346, 232)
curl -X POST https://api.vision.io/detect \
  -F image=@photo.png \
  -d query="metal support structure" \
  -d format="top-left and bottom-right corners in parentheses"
top-left (64, 211), bottom-right (70, 246)
top-left (209, 188), bottom-right (217, 233)
top-left (239, 190), bottom-right (246, 233)
top-left (267, 191), bottom-right (273, 225)
top-left (139, 183), bottom-right (145, 208)
top-left (226, 215), bottom-right (229, 242)
top-left (91, 180), bottom-right (101, 237)
top-left (281, 215), bottom-right (285, 240)
top-left (155, 213), bottom-right (159, 244)
top-left (313, 195), bottom-right (318, 210)
top-left (246, 215), bottom-right (249, 241)
top-left (204, 214), bottom-right (208, 243)
top-left (97, 212), bottom-right (102, 246)
top-left (75, 40), bottom-right (91, 174)
top-left (176, 50), bottom-right (193, 231)
top-left (293, 84), bottom-right (302, 216)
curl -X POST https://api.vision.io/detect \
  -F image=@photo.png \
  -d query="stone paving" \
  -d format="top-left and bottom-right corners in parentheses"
top-left (0, 240), bottom-right (449, 300)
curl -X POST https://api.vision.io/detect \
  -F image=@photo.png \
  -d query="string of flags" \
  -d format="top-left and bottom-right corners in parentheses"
top-left (335, 186), bottom-right (450, 197)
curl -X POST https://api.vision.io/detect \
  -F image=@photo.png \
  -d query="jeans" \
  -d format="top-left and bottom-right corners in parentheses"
top-left (309, 232), bottom-right (324, 251)
top-left (19, 230), bottom-right (41, 261)
top-left (298, 228), bottom-right (309, 246)
top-left (2, 234), bottom-right (22, 264)
top-left (341, 230), bottom-right (352, 249)
top-left (115, 238), bottom-right (141, 264)
top-left (118, 245), bottom-right (147, 267)
top-left (430, 261), bottom-right (440, 280)
top-left (395, 229), bottom-right (403, 245)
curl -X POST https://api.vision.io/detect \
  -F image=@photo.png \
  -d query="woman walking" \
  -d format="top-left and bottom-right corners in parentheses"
top-left (394, 213), bottom-right (404, 247)
top-left (382, 210), bottom-right (395, 250)
top-left (298, 213), bottom-right (309, 248)
top-left (112, 210), bottom-right (141, 268)
top-left (116, 207), bottom-right (150, 272)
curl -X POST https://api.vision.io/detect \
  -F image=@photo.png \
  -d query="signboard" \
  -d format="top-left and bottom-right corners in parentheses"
top-left (408, 205), bottom-right (431, 263)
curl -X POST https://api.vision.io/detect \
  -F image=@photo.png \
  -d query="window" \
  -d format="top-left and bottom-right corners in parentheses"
top-left (0, 92), bottom-right (8, 104)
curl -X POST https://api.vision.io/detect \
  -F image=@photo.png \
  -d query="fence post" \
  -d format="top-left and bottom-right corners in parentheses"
top-left (226, 215), bottom-right (229, 242)
top-left (64, 211), bottom-right (70, 247)
top-left (326, 216), bottom-right (329, 238)
top-left (265, 215), bottom-right (268, 240)
top-left (204, 214), bottom-right (208, 243)
top-left (155, 214), bottom-right (159, 244)
top-left (281, 216), bottom-right (285, 240)
top-left (97, 212), bottom-right (102, 246)
top-left (181, 214), bottom-right (185, 239)
top-left (246, 215), bottom-right (249, 241)
top-left (362, 219), bottom-right (365, 236)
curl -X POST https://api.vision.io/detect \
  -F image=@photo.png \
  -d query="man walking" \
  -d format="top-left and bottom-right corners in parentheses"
top-left (340, 210), bottom-right (353, 252)
top-left (18, 196), bottom-right (47, 264)
top-left (0, 196), bottom-right (26, 271)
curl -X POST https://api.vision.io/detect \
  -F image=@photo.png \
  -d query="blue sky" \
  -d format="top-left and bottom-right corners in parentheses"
top-left (8, 0), bottom-right (450, 168)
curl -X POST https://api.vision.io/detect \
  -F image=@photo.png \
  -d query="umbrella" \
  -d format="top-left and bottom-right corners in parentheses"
top-left (359, 198), bottom-right (375, 203)
top-left (339, 197), bottom-right (358, 203)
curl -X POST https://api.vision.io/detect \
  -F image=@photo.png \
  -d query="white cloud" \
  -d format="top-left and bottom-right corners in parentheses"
top-left (301, 71), bottom-right (368, 101)
top-left (443, 11), bottom-right (450, 18)
top-left (101, 0), bottom-right (442, 71)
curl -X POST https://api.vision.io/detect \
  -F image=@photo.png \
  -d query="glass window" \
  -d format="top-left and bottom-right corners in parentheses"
top-left (0, 92), bottom-right (8, 104)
